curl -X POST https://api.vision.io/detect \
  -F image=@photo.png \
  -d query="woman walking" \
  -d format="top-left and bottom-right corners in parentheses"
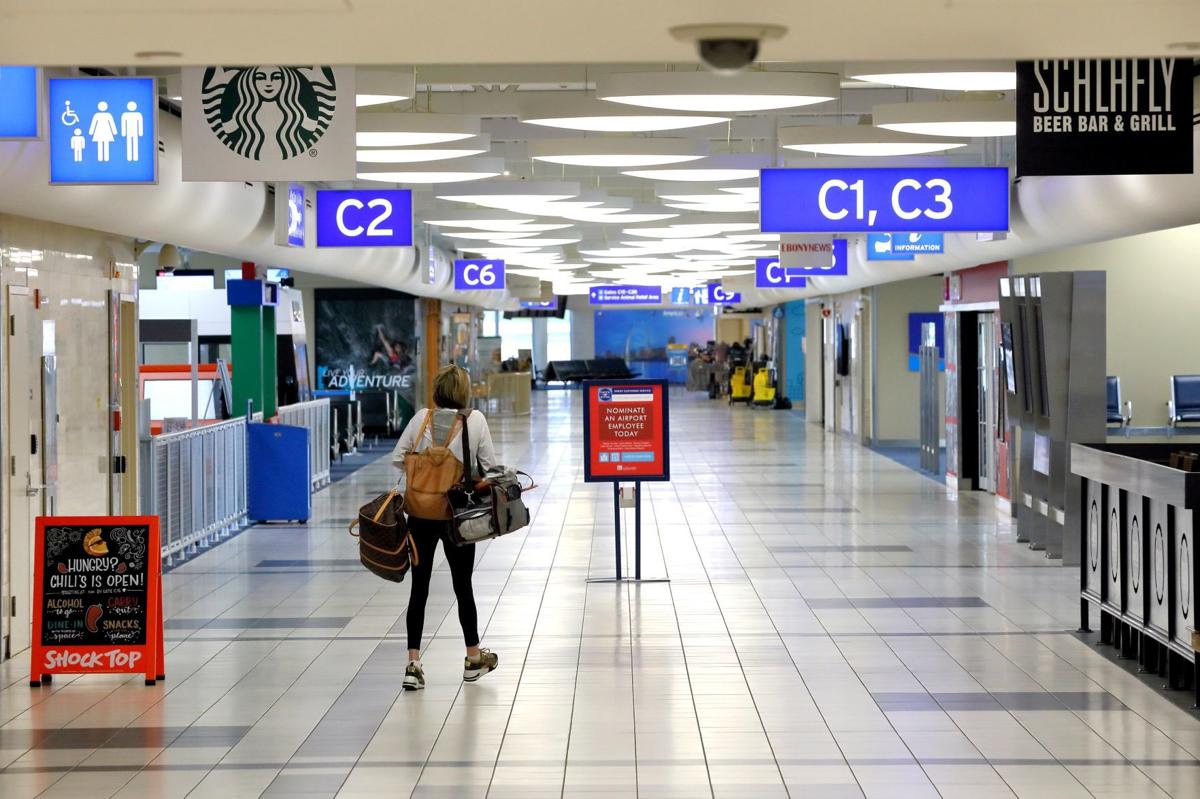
top-left (392, 365), bottom-right (499, 690)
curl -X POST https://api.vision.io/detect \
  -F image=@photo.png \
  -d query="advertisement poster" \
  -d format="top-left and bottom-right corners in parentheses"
top-left (314, 288), bottom-right (416, 419)
top-left (583, 380), bottom-right (670, 482)
top-left (1016, 59), bottom-right (1193, 176)
top-left (450, 312), bottom-right (474, 369)
top-left (477, 336), bottom-right (503, 382)
top-left (595, 308), bottom-right (714, 383)
top-left (31, 517), bottom-right (162, 684)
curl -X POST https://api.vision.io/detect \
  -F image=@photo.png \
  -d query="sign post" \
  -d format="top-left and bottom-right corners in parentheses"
top-left (582, 379), bottom-right (670, 583)
top-left (30, 516), bottom-right (163, 687)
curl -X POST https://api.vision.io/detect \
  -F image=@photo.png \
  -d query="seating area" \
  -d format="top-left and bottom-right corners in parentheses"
top-left (1106, 375), bottom-right (1132, 433)
top-left (543, 357), bottom-right (639, 384)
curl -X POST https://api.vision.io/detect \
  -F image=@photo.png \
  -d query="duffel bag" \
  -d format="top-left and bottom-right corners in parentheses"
top-left (348, 489), bottom-right (419, 582)
top-left (447, 468), bottom-right (535, 546)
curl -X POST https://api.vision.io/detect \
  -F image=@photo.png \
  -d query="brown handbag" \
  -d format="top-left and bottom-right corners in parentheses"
top-left (348, 490), bottom-right (419, 582)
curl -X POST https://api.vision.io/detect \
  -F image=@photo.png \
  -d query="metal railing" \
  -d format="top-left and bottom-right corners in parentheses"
top-left (148, 417), bottom-right (248, 564)
top-left (277, 398), bottom-right (331, 489)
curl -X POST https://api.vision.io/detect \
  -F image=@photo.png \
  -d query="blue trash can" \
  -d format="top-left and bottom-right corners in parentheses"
top-left (247, 423), bottom-right (311, 522)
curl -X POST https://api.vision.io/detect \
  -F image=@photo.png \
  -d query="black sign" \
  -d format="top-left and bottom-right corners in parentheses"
top-left (1017, 59), bottom-right (1194, 176)
top-left (40, 523), bottom-right (150, 647)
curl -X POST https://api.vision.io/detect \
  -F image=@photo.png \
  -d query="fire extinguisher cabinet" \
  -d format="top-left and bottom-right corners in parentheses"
top-left (247, 423), bottom-right (311, 522)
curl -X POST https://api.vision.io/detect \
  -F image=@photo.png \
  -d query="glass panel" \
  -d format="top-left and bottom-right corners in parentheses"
top-left (499, 316), bottom-right (532, 360)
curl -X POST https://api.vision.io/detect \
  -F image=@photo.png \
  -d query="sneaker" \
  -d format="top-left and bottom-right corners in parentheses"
top-left (463, 649), bottom-right (498, 682)
top-left (403, 660), bottom-right (425, 691)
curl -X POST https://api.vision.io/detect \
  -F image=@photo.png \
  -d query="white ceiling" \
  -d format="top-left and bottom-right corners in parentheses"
top-left (2, 1), bottom-right (1198, 66)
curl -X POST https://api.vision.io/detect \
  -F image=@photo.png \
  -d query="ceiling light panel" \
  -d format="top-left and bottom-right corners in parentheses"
top-left (847, 61), bottom-right (1016, 91)
top-left (355, 157), bottom-right (505, 183)
top-left (355, 135), bottom-right (491, 163)
top-left (597, 70), bottom-right (840, 112)
top-left (356, 113), bottom-right (481, 147)
top-left (520, 97), bottom-right (728, 132)
top-left (874, 100), bottom-right (1016, 137)
top-left (780, 124), bottom-right (968, 156)
top-left (355, 68), bottom-right (417, 107)
top-left (529, 137), bottom-right (706, 167)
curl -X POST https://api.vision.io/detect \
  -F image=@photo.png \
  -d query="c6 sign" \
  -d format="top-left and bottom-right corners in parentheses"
top-left (583, 379), bottom-right (670, 482)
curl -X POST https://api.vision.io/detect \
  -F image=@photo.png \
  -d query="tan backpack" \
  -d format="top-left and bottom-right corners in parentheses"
top-left (403, 410), bottom-right (468, 520)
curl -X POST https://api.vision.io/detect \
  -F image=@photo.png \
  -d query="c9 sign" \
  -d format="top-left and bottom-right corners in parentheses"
top-left (316, 189), bottom-right (413, 247)
top-left (454, 259), bottom-right (505, 291)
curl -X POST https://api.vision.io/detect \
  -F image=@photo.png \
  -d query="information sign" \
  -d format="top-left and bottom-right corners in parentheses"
top-left (0, 66), bottom-right (39, 139)
top-left (454, 259), bottom-right (505, 290)
top-left (760, 167), bottom-right (1009, 233)
top-left (30, 516), bottom-right (163, 686)
top-left (589, 285), bottom-right (662, 305)
top-left (315, 189), bottom-right (412, 247)
top-left (755, 258), bottom-right (808, 289)
top-left (48, 77), bottom-right (157, 184)
top-left (583, 380), bottom-right (670, 482)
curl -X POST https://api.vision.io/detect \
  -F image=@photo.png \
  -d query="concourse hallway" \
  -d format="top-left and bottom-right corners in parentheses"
top-left (3, 391), bottom-right (1200, 799)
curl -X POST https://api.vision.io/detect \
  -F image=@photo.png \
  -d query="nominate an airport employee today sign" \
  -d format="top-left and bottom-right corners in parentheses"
top-left (760, 167), bottom-right (1009, 234)
top-left (583, 380), bottom-right (670, 482)
top-left (1017, 59), bottom-right (1193, 176)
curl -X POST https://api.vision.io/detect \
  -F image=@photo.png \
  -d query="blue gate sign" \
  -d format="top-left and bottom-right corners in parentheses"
top-left (708, 284), bottom-right (741, 304)
top-left (760, 167), bottom-right (1009, 233)
top-left (755, 257), bottom-right (808, 289)
top-left (316, 189), bottom-right (413, 247)
top-left (0, 66), bottom-right (39, 139)
top-left (589, 285), bottom-right (662, 305)
top-left (454, 259), bottom-right (505, 290)
top-left (48, 77), bottom-right (157, 184)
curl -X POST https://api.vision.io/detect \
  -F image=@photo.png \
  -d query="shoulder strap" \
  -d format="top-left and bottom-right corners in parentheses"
top-left (413, 410), bottom-right (433, 448)
top-left (459, 410), bottom-right (472, 486)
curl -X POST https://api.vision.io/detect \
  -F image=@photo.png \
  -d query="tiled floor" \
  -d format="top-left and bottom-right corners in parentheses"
top-left (3, 389), bottom-right (1199, 798)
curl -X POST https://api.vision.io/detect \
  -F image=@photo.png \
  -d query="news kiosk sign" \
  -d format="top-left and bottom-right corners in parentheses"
top-left (30, 516), bottom-right (164, 686)
top-left (583, 379), bottom-right (670, 483)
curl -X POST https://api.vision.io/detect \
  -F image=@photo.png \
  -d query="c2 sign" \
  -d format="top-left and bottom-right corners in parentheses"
top-left (316, 189), bottom-right (412, 247)
top-left (755, 257), bottom-right (808, 289)
top-left (760, 167), bottom-right (1009, 233)
top-left (454, 259), bottom-right (505, 290)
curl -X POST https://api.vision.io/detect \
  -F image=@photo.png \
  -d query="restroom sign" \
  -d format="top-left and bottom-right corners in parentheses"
top-left (30, 516), bottom-right (164, 686)
top-left (48, 77), bottom-right (158, 184)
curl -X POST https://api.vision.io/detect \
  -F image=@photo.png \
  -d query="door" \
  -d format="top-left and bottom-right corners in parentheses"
top-left (118, 294), bottom-right (139, 513)
top-left (3, 286), bottom-right (41, 658)
top-left (977, 313), bottom-right (997, 492)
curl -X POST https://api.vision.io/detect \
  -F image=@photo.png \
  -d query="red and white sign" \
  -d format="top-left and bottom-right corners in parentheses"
top-left (780, 234), bottom-right (835, 269)
top-left (30, 516), bottom-right (164, 686)
top-left (584, 380), bottom-right (670, 482)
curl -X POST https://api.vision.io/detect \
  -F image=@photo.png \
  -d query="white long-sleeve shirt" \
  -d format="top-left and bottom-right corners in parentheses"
top-left (391, 408), bottom-right (498, 488)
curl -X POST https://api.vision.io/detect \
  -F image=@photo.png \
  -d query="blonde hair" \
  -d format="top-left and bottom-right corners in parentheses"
top-left (433, 364), bottom-right (471, 410)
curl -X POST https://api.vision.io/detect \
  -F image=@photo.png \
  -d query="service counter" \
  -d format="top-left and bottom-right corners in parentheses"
top-left (1072, 442), bottom-right (1199, 704)
top-left (486, 371), bottom-right (531, 415)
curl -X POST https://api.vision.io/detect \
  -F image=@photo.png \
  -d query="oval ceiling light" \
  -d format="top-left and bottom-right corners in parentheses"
top-left (356, 113), bottom-right (480, 147)
top-left (356, 135), bottom-right (491, 163)
top-left (441, 231), bottom-right (544, 241)
top-left (623, 154), bottom-right (769, 183)
top-left (597, 70), bottom-right (839, 112)
top-left (519, 97), bottom-right (728, 132)
top-left (356, 68), bottom-right (417, 107)
top-left (436, 180), bottom-right (580, 206)
top-left (780, 124), bottom-right (968, 156)
top-left (847, 61), bottom-right (1015, 91)
top-left (356, 157), bottom-right (504, 184)
top-left (874, 100), bottom-right (1016, 137)
top-left (528, 137), bottom-right (707, 167)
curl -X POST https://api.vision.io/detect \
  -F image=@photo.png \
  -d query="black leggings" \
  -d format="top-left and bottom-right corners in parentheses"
top-left (406, 517), bottom-right (479, 651)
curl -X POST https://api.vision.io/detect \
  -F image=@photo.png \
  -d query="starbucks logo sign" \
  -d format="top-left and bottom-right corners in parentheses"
top-left (200, 66), bottom-right (337, 162)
